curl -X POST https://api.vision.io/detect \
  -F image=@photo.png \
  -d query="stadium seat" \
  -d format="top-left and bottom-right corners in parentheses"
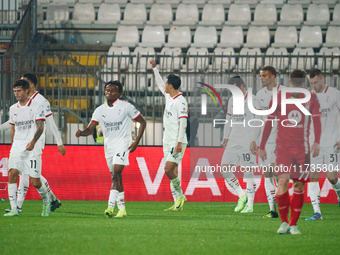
top-left (244, 26), bottom-right (270, 48)
top-left (199, 4), bottom-right (225, 26)
top-left (104, 46), bottom-right (130, 72)
top-left (318, 47), bottom-right (340, 71)
top-left (304, 4), bottom-right (330, 26)
top-left (290, 47), bottom-right (315, 70)
top-left (323, 27), bottom-right (340, 47)
top-left (252, 4), bottom-right (277, 26)
top-left (234, 0), bottom-right (259, 4)
top-left (271, 26), bottom-right (298, 48)
top-left (288, 0), bottom-right (311, 4)
top-left (173, 4), bottom-right (199, 25)
top-left (313, 0), bottom-right (336, 4)
top-left (184, 47), bottom-right (209, 72)
top-left (71, 3), bottom-right (95, 24)
top-left (225, 4), bottom-right (251, 25)
top-left (260, 0), bottom-right (284, 4)
top-left (130, 0), bottom-right (154, 3)
top-left (192, 26), bottom-right (218, 48)
top-left (133, 47), bottom-right (156, 71)
top-left (165, 26), bottom-right (192, 48)
top-left (212, 47), bottom-right (236, 70)
top-left (96, 3), bottom-right (120, 25)
top-left (297, 26), bottom-right (322, 48)
top-left (278, 4), bottom-right (303, 26)
top-left (330, 4), bottom-right (340, 25)
top-left (112, 26), bottom-right (139, 47)
top-left (265, 47), bottom-right (289, 71)
top-left (238, 47), bottom-right (262, 71)
top-left (79, 0), bottom-right (102, 4)
top-left (217, 26), bottom-right (243, 48)
top-left (121, 3), bottom-right (147, 25)
top-left (52, 0), bottom-right (75, 4)
top-left (147, 4), bottom-right (173, 25)
top-left (139, 26), bottom-right (165, 48)
top-left (155, 0), bottom-right (180, 4)
top-left (159, 47), bottom-right (182, 71)
top-left (104, 0), bottom-right (127, 3)
top-left (208, 0), bottom-right (232, 4)
top-left (45, 4), bottom-right (69, 25)
top-left (182, 0), bottom-right (206, 4)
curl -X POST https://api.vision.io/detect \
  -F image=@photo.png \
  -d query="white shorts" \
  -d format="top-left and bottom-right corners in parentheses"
top-left (311, 146), bottom-right (339, 170)
top-left (163, 143), bottom-right (187, 165)
top-left (106, 149), bottom-right (130, 172)
top-left (8, 154), bottom-right (42, 178)
top-left (221, 144), bottom-right (256, 167)
top-left (258, 143), bottom-right (276, 166)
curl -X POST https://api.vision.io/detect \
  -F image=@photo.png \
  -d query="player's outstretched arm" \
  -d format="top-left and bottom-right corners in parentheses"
top-left (150, 59), bottom-right (166, 95)
top-left (26, 120), bottom-right (44, 151)
top-left (129, 114), bottom-right (146, 153)
top-left (46, 116), bottom-right (66, 155)
top-left (76, 121), bottom-right (98, 138)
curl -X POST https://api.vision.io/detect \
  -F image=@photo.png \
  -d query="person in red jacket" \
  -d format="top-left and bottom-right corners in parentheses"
top-left (259, 70), bottom-right (321, 235)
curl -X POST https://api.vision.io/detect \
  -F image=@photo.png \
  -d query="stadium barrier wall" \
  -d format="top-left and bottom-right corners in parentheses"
top-left (0, 145), bottom-right (338, 204)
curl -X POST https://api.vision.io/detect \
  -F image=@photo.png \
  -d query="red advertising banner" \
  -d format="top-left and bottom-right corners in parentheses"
top-left (0, 145), bottom-right (338, 203)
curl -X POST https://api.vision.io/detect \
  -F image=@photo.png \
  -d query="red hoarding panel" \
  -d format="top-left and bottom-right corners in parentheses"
top-left (0, 145), bottom-right (338, 203)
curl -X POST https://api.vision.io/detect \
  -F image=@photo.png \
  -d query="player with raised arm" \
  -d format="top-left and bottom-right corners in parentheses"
top-left (150, 59), bottom-right (188, 211)
top-left (250, 66), bottom-right (282, 218)
top-left (221, 76), bottom-right (257, 213)
top-left (3, 73), bottom-right (65, 214)
top-left (4, 79), bottom-right (51, 216)
top-left (76, 80), bottom-right (146, 218)
top-left (259, 70), bottom-right (321, 234)
top-left (305, 68), bottom-right (340, 220)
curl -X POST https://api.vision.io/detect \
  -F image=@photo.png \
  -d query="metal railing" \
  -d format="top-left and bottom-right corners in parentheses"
top-left (1, 53), bottom-right (339, 146)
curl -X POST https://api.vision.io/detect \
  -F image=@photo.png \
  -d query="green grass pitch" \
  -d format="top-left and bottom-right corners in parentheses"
top-left (1, 200), bottom-right (340, 255)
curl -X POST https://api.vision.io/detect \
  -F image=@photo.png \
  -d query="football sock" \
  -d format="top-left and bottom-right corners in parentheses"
top-left (225, 174), bottom-right (246, 199)
top-left (290, 190), bottom-right (304, 226)
top-left (117, 192), bottom-right (125, 210)
top-left (245, 177), bottom-right (256, 208)
top-left (17, 174), bottom-right (30, 208)
top-left (276, 191), bottom-right (290, 223)
top-left (108, 190), bottom-right (119, 208)
top-left (170, 182), bottom-right (177, 202)
top-left (308, 182), bottom-right (321, 214)
top-left (37, 183), bottom-right (50, 205)
top-left (265, 177), bottom-right (276, 212)
top-left (41, 175), bottom-right (56, 202)
top-left (8, 183), bottom-right (17, 210)
top-left (170, 177), bottom-right (184, 198)
top-left (331, 180), bottom-right (340, 200)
